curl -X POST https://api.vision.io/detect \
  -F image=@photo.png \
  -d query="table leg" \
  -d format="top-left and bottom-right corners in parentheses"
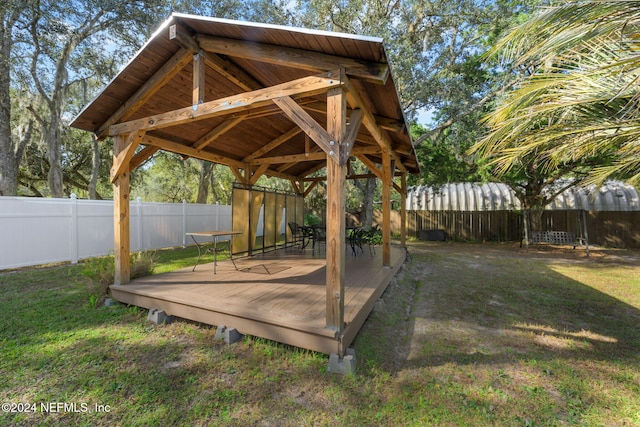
top-left (192, 235), bottom-right (204, 271)
top-left (228, 235), bottom-right (238, 270)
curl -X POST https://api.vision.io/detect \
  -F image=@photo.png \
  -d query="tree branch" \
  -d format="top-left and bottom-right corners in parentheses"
top-left (413, 81), bottom-right (514, 147)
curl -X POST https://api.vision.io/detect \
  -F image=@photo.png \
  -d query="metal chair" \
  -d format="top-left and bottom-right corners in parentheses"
top-left (350, 225), bottom-right (379, 257)
top-left (288, 222), bottom-right (311, 250)
top-left (310, 225), bottom-right (326, 255)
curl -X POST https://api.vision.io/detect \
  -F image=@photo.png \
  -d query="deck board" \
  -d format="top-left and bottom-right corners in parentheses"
top-left (111, 245), bottom-right (406, 354)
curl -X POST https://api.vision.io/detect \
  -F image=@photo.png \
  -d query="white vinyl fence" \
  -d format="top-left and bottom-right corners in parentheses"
top-left (0, 196), bottom-right (232, 270)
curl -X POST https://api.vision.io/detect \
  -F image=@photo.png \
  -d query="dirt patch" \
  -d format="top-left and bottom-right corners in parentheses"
top-left (418, 240), bottom-right (639, 264)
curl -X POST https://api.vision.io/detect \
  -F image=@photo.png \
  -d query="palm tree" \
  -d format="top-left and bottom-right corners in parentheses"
top-left (472, 0), bottom-right (640, 186)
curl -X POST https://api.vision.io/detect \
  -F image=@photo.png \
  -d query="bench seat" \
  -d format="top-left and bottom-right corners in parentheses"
top-left (528, 231), bottom-right (585, 248)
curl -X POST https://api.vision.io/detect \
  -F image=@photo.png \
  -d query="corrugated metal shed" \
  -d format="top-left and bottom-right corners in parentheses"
top-left (407, 182), bottom-right (640, 211)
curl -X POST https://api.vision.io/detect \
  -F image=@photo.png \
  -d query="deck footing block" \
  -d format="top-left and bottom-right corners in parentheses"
top-left (328, 348), bottom-right (357, 375)
top-left (214, 325), bottom-right (243, 344)
top-left (147, 309), bottom-right (174, 324)
top-left (214, 325), bottom-right (227, 341)
top-left (225, 328), bottom-right (243, 344)
top-left (373, 299), bottom-right (385, 313)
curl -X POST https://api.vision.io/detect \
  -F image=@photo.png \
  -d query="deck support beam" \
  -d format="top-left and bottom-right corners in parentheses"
top-left (113, 134), bottom-right (131, 285)
top-left (325, 86), bottom-right (346, 332)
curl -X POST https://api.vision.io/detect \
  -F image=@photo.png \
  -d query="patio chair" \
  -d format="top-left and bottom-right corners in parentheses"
top-left (350, 225), bottom-right (379, 257)
top-left (349, 227), bottom-right (366, 256)
top-left (310, 225), bottom-right (326, 255)
top-left (288, 222), bottom-right (310, 250)
top-left (366, 224), bottom-right (380, 256)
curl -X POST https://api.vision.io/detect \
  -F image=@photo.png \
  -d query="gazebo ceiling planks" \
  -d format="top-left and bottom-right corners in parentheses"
top-left (71, 13), bottom-right (419, 184)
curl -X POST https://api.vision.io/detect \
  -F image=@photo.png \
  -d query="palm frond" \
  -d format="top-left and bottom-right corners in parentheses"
top-left (474, 1), bottom-right (640, 185)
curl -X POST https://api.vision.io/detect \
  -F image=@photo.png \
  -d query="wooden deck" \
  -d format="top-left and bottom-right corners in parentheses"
top-left (111, 245), bottom-right (406, 355)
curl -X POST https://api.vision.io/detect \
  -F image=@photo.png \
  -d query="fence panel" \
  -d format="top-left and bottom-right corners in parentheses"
top-left (76, 199), bottom-right (115, 258)
top-left (5, 199), bottom-right (638, 270)
top-left (0, 197), bottom-right (75, 268)
top-left (135, 201), bottom-right (185, 250)
top-left (0, 197), bottom-right (233, 270)
top-left (584, 211), bottom-right (640, 248)
top-left (392, 210), bottom-right (639, 247)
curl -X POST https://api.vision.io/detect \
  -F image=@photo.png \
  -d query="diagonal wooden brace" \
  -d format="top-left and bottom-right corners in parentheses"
top-left (272, 96), bottom-right (336, 162)
top-left (111, 129), bottom-right (145, 183)
top-left (339, 108), bottom-right (362, 165)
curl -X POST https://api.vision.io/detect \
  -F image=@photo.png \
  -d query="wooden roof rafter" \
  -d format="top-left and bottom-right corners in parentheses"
top-left (73, 13), bottom-right (418, 189)
top-left (142, 134), bottom-right (246, 170)
top-left (302, 101), bottom-right (407, 136)
top-left (242, 127), bottom-right (302, 162)
top-left (191, 117), bottom-right (244, 150)
top-left (247, 145), bottom-right (379, 167)
top-left (108, 70), bottom-right (342, 136)
top-left (299, 162), bottom-right (328, 181)
top-left (196, 34), bottom-right (390, 85)
top-left (169, 22), bottom-right (264, 92)
top-left (94, 48), bottom-right (193, 140)
top-left (276, 144), bottom-right (324, 174)
top-left (343, 76), bottom-right (409, 174)
top-left (141, 131), bottom-right (303, 185)
top-left (104, 70), bottom-right (357, 183)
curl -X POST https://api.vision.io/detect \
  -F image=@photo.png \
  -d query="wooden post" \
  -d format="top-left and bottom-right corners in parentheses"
top-left (193, 50), bottom-right (205, 107)
top-left (113, 135), bottom-right (131, 285)
top-left (581, 209), bottom-right (590, 257)
top-left (523, 209), bottom-right (530, 253)
top-left (381, 150), bottom-right (392, 267)
top-left (400, 173), bottom-right (407, 248)
top-left (325, 86), bottom-right (346, 332)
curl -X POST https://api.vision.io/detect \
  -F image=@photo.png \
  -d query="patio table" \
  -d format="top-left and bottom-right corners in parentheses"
top-left (186, 230), bottom-right (242, 274)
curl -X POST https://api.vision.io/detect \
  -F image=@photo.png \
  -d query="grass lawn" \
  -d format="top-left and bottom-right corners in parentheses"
top-left (1, 242), bottom-right (639, 426)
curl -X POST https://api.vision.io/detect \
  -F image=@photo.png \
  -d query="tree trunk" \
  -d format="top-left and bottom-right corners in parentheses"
top-left (0, 119), bottom-right (18, 196)
top-left (528, 209), bottom-right (544, 231)
top-left (359, 177), bottom-right (377, 227)
top-left (0, 10), bottom-right (19, 196)
top-left (88, 136), bottom-right (100, 199)
top-left (46, 121), bottom-right (64, 197)
top-left (196, 160), bottom-right (213, 203)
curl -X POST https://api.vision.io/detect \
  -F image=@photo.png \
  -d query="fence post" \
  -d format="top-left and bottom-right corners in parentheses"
top-left (70, 193), bottom-right (78, 264)
top-left (182, 199), bottom-right (187, 248)
top-left (136, 197), bottom-right (143, 251)
top-left (215, 201), bottom-right (219, 230)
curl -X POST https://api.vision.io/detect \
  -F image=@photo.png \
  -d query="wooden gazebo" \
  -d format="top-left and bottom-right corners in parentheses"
top-left (71, 13), bottom-right (419, 354)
